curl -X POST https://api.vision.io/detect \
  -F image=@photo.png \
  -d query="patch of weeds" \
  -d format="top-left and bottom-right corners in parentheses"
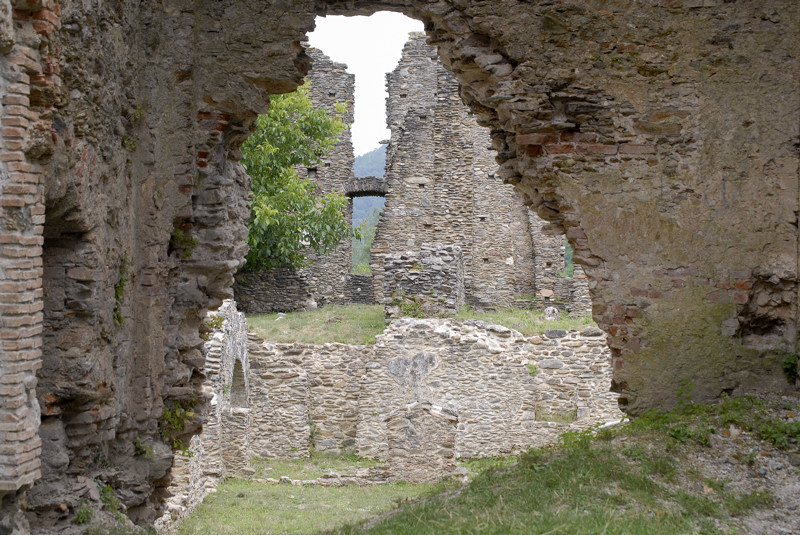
top-left (201, 314), bottom-right (225, 341)
top-left (755, 419), bottom-right (800, 448)
top-left (170, 228), bottom-right (198, 259)
top-left (409, 262), bottom-right (424, 272)
top-left (390, 291), bottom-right (425, 318)
top-left (537, 408), bottom-right (578, 423)
top-left (122, 134), bottom-right (138, 153)
top-left (782, 352), bottom-right (798, 384)
top-left (99, 483), bottom-right (126, 523)
top-left (113, 255), bottom-right (130, 327)
top-left (74, 500), bottom-right (93, 524)
top-left (160, 394), bottom-right (197, 454)
top-left (133, 437), bottom-right (154, 460)
top-left (723, 489), bottom-right (774, 516)
top-left (525, 363), bottom-right (538, 377)
top-left (129, 100), bottom-right (146, 124)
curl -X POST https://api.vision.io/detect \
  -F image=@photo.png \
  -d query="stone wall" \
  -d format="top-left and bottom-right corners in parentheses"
top-left (357, 319), bottom-right (622, 462)
top-left (383, 244), bottom-right (465, 321)
top-left (0, 1), bottom-right (797, 531)
top-left (371, 33), bottom-right (582, 310)
top-left (156, 300), bottom-right (251, 533)
top-left (240, 318), bottom-right (621, 469)
top-left (248, 338), bottom-right (367, 457)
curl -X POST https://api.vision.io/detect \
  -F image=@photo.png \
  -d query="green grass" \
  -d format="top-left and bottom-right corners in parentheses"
top-left (251, 452), bottom-right (383, 480)
top-left (248, 304), bottom-right (596, 345)
top-left (325, 395), bottom-right (793, 535)
top-left (177, 478), bottom-right (440, 535)
top-left (455, 306), bottom-right (594, 336)
top-left (247, 304), bottom-right (385, 345)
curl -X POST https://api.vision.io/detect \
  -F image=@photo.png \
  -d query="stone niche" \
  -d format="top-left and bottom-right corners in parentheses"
top-left (0, 0), bottom-right (797, 532)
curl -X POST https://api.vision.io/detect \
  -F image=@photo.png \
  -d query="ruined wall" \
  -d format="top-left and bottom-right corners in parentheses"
top-left (371, 33), bottom-right (578, 310)
top-left (248, 338), bottom-right (366, 457)
top-left (156, 300), bottom-right (250, 533)
top-left (357, 318), bottom-right (622, 460)
top-left (234, 47), bottom-right (355, 313)
top-left (1, 0), bottom-right (798, 531)
top-left (383, 244), bottom-right (465, 321)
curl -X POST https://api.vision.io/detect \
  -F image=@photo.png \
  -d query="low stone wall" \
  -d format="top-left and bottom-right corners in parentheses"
top-left (248, 339), bottom-right (366, 456)
top-left (383, 244), bottom-right (465, 321)
top-left (246, 318), bottom-right (621, 472)
top-left (234, 269), bottom-right (314, 314)
top-left (162, 308), bottom-right (621, 512)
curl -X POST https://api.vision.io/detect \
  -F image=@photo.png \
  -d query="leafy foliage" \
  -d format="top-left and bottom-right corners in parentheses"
top-left (241, 84), bottom-right (354, 271)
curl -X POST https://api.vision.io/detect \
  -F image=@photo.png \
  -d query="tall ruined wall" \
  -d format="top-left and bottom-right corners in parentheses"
top-left (234, 48), bottom-right (356, 313)
top-left (0, 0), bottom-right (798, 532)
top-left (371, 33), bottom-right (576, 310)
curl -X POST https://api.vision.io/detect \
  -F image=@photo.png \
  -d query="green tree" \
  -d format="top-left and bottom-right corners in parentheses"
top-left (241, 83), bottom-right (355, 271)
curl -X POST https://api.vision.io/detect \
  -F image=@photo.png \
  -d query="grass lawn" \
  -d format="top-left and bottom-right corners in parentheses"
top-left (455, 305), bottom-right (594, 336)
top-left (247, 304), bottom-right (385, 345)
top-left (250, 452), bottom-right (383, 480)
top-left (247, 304), bottom-right (596, 345)
top-left (328, 395), bottom-right (796, 535)
top-left (176, 396), bottom-right (797, 535)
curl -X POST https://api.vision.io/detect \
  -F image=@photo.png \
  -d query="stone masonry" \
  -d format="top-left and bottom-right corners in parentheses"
top-left (0, 1), bottom-right (797, 532)
top-left (371, 33), bottom-right (587, 311)
top-left (214, 317), bottom-right (621, 478)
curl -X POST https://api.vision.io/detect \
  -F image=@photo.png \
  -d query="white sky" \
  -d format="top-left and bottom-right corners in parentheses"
top-left (307, 13), bottom-right (424, 157)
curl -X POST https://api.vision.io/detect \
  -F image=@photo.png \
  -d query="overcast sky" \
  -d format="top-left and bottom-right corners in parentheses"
top-left (307, 13), bottom-right (424, 157)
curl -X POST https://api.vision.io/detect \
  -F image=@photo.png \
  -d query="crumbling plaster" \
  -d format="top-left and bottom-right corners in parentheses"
top-left (0, 0), bottom-right (797, 532)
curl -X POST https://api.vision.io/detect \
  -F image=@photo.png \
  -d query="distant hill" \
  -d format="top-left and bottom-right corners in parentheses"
top-left (353, 145), bottom-right (386, 178)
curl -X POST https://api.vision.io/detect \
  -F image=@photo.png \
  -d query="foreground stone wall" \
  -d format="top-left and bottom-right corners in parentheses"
top-left (1, 1), bottom-right (797, 531)
top-left (242, 318), bottom-right (620, 467)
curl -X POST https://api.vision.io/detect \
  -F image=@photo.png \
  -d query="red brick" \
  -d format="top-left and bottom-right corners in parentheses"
top-left (0, 197), bottom-right (25, 207)
top-left (0, 150), bottom-right (26, 162)
top-left (543, 143), bottom-right (575, 154)
top-left (706, 290), bottom-right (727, 303)
top-left (619, 143), bottom-right (657, 154)
top-left (5, 83), bottom-right (30, 96)
top-left (631, 287), bottom-right (648, 297)
top-left (560, 132), bottom-right (598, 143)
top-left (2, 184), bottom-right (38, 195)
top-left (9, 172), bottom-right (43, 185)
top-left (732, 291), bottom-right (749, 304)
top-left (5, 105), bottom-right (38, 121)
top-left (1, 126), bottom-right (28, 139)
top-left (8, 162), bottom-right (41, 173)
top-left (5, 54), bottom-right (41, 74)
top-left (517, 132), bottom-right (560, 145)
top-left (33, 21), bottom-right (57, 35)
top-left (734, 280), bottom-right (753, 291)
top-left (576, 143), bottom-right (619, 155)
top-left (525, 145), bottom-right (543, 157)
top-left (32, 9), bottom-right (61, 27)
